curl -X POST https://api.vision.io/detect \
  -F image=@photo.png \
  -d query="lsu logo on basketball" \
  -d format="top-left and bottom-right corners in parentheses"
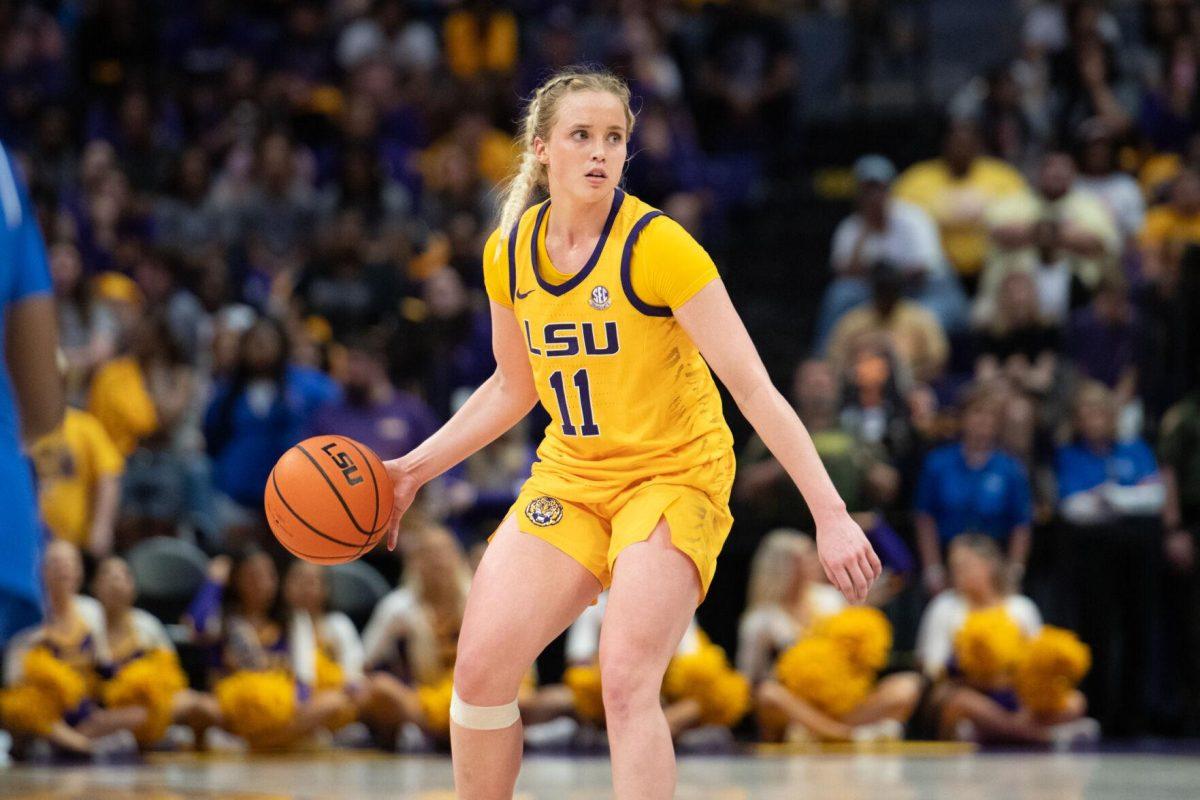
top-left (321, 442), bottom-right (364, 487)
top-left (525, 496), bottom-right (564, 527)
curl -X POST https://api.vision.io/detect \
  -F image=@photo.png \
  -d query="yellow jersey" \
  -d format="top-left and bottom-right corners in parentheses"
top-left (483, 189), bottom-right (734, 491)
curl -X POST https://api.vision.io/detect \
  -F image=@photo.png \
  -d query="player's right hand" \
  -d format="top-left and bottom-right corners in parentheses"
top-left (383, 460), bottom-right (420, 552)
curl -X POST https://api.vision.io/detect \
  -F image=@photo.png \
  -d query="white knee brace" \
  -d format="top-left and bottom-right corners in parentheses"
top-left (450, 688), bottom-right (520, 730)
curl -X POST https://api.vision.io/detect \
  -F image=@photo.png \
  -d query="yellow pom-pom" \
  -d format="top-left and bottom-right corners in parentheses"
top-left (0, 684), bottom-right (60, 735)
top-left (1015, 627), bottom-right (1092, 716)
top-left (811, 607), bottom-right (894, 673)
top-left (214, 671), bottom-right (297, 747)
top-left (564, 665), bottom-right (605, 724)
top-left (314, 650), bottom-right (345, 692)
top-left (699, 669), bottom-right (752, 727)
top-left (662, 643), bottom-right (729, 703)
top-left (417, 676), bottom-right (455, 736)
top-left (103, 650), bottom-right (187, 746)
top-left (954, 607), bottom-right (1025, 688)
top-left (23, 647), bottom-right (88, 713)
top-left (775, 637), bottom-right (872, 718)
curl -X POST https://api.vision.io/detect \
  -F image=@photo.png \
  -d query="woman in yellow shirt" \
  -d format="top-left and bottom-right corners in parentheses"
top-left (377, 68), bottom-right (880, 799)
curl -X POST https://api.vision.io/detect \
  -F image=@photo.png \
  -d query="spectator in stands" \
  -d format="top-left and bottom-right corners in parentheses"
top-left (1140, 169), bottom-right (1200, 285)
top-left (1056, 381), bottom-right (1163, 526)
top-left (442, 0), bottom-right (518, 80)
top-left (1159, 386), bottom-right (1200, 729)
top-left (152, 147), bottom-right (230, 261)
top-left (915, 385), bottom-right (1033, 595)
top-left (92, 556), bottom-right (222, 747)
top-left (1139, 33), bottom-right (1200, 153)
top-left (1053, 380), bottom-right (1164, 735)
top-left (622, 102), bottom-right (706, 236)
top-left (309, 332), bottom-right (439, 461)
top-left (186, 549), bottom-right (355, 748)
top-left (987, 151), bottom-right (1119, 298)
top-left (974, 271), bottom-right (1062, 399)
top-left (1065, 274), bottom-right (1141, 409)
top-left (203, 317), bottom-right (313, 541)
top-left (3, 541), bottom-right (143, 758)
top-left (1074, 124), bottom-right (1146, 244)
top-left (29, 406), bottom-right (123, 559)
top-left (360, 526), bottom-right (472, 746)
top-left (817, 155), bottom-right (967, 342)
top-left (826, 260), bottom-right (949, 386)
top-left (893, 119), bottom-right (1027, 290)
top-left (737, 530), bottom-right (847, 688)
top-left (974, 216), bottom-right (1088, 329)
top-left (401, 266), bottom-right (494, 418)
top-left (741, 529), bottom-right (921, 742)
top-left (836, 336), bottom-right (922, 475)
top-left (736, 358), bottom-right (901, 530)
top-left (51, 242), bottom-right (117, 405)
top-left (914, 534), bottom-right (1096, 745)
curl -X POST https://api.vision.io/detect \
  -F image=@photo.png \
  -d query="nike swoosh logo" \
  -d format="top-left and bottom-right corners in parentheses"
top-left (516, 288), bottom-right (535, 299)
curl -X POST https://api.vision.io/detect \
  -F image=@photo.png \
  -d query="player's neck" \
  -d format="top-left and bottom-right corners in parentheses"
top-left (546, 190), bottom-right (613, 245)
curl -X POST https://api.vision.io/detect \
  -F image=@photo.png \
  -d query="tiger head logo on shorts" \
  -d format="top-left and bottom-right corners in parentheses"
top-left (525, 496), bottom-right (564, 527)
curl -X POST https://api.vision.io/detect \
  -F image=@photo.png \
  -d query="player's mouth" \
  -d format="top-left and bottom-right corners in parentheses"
top-left (585, 168), bottom-right (607, 186)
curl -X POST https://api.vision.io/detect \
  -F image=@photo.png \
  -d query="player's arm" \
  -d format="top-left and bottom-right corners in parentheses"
top-left (383, 300), bottom-right (538, 549)
top-left (6, 295), bottom-right (64, 443)
top-left (674, 280), bottom-right (881, 603)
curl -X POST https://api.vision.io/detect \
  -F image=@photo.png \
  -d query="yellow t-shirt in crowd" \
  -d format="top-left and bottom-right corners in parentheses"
top-left (482, 189), bottom-right (732, 488)
top-left (1140, 205), bottom-right (1200, 251)
top-left (892, 157), bottom-right (1027, 277)
top-left (29, 407), bottom-right (124, 546)
top-left (87, 356), bottom-right (159, 456)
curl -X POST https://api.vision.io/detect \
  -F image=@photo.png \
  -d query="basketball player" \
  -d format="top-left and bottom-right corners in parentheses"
top-left (0, 140), bottom-right (64, 647)
top-left (382, 69), bottom-right (881, 799)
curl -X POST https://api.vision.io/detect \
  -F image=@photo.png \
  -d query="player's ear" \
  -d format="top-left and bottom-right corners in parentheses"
top-left (533, 136), bottom-right (549, 166)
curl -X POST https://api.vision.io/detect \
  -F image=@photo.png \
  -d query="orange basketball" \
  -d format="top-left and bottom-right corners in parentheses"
top-left (264, 435), bottom-right (395, 564)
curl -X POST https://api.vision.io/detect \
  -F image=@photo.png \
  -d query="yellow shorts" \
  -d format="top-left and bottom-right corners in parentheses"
top-left (500, 453), bottom-right (735, 600)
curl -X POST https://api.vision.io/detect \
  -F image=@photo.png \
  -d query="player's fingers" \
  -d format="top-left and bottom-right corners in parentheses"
top-left (820, 561), bottom-right (849, 597)
top-left (845, 561), bottom-right (870, 604)
top-left (866, 546), bottom-right (883, 580)
top-left (386, 510), bottom-right (400, 552)
top-left (858, 552), bottom-right (878, 591)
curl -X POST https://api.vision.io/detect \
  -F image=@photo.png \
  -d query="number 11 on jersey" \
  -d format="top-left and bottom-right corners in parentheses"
top-left (549, 369), bottom-right (599, 437)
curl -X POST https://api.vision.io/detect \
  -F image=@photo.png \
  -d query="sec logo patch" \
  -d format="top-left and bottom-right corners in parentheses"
top-left (525, 496), bottom-right (564, 527)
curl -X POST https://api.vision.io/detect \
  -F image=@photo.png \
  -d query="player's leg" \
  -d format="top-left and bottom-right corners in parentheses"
top-left (452, 514), bottom-right (602, 800)
top-left (599, 519), bottom-right (699, 800)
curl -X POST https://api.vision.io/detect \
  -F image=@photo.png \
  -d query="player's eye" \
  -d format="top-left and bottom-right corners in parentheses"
top-left (607, 132), bottom-right (623, 144)
top-left (571, 129), bottom-right (587, 140)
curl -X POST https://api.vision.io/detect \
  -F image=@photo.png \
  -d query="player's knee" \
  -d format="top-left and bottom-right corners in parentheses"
top-left (453, 643), bottom-right (523, 705)
top-left (599, 651), bottom-right (661, 722)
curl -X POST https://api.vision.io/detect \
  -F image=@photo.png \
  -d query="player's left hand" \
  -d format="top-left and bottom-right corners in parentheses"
top-left (815, 512), bottom-right (882, 604)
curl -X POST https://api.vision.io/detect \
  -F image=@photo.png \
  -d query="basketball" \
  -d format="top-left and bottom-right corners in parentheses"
top-left (264, 435), bottom-right (395, 564)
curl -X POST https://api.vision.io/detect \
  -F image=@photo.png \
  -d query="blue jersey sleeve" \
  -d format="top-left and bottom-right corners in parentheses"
top-left (0, 145), bottom-right (51, 305)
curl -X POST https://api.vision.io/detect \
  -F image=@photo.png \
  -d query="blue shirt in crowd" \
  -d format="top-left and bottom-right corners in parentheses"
top-left (1055, 439), bottom-right (1159, 499)
top-left (0, 142), bottom-right (53, 642)
top-left (915, 444), bottom-right (1033, 545)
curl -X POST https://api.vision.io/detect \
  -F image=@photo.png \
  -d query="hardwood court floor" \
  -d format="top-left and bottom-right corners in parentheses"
top-left (2, 747), bottom-right (1199, 799)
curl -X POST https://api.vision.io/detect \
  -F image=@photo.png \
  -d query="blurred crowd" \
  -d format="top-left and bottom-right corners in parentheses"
top-left (2, 0), bottom-right (1200, 756)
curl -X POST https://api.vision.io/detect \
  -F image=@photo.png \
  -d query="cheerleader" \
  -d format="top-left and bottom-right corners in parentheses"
top-left (914, 534), bottom-right (1097, 745)
top-left (91, 556), bottom-right (221, 748)
top-left (359, 526), bottom-right (472, 745)
top-left (739, 530), bottom-right (921, 742)
top-left (186, 549), bottom-right (354, 749)
top-left (2, 541), bottom-right (142, 756)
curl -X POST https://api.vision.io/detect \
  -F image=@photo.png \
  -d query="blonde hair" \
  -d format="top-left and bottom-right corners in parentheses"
top-left (497, 67), bottom-right (635, 237)
top-left (746, 528), bottom-right (814, 610)
top-left (399, 526), bottom-right (472, 684)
